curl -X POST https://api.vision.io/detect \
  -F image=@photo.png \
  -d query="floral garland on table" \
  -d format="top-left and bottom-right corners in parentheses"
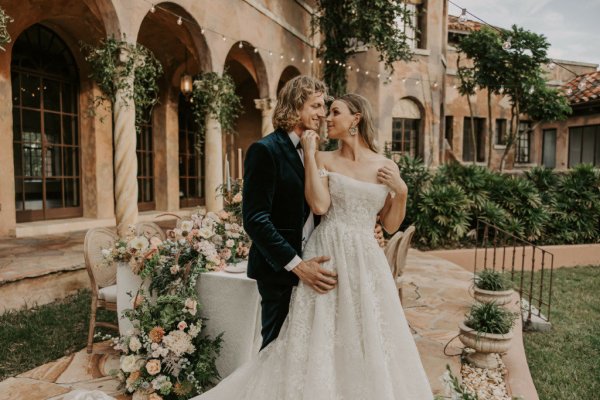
top-left (0, 6), bottom-right (13, 51)
top-left (104, 209), bottom-right (251, 399)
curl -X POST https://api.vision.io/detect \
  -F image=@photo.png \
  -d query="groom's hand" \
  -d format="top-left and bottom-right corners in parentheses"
top-left (292, 256), bottom-right (337, 294)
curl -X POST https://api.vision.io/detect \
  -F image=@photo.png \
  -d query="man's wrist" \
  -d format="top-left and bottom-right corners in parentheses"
top-left (284, 255), bottom-right (303, 272)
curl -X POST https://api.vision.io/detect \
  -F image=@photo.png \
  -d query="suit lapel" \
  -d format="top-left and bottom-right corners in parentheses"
top-left (275, 130), bottom-right (304, 183)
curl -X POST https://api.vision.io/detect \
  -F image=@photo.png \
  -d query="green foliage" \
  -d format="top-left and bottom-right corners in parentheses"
top-left (465, 302), bottom-right (517, 335)
top-left (81, 37), bottom-right (163, 131)
top-left (474, 269), bottom-right (513, 291)
top-left (414, 181), bottom-right (471, 248)
top-left (190, 72), bottom-right (242, 152)
top-left (313, 0), bottom-right (414, 96)
top-left (394, 154), bottom-right (431, 230)
top-left (0, 6), bottom-right (13, 51)
top-left (545, 164), bottom-right (600, 244)
top-left (439, 365), bottom-right (480, 400)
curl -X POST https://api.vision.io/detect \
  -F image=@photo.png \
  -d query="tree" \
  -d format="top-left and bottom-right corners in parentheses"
top-left (313, 0), bottom-right (415, 96)
top-left (456, 25), bottom-right (571, 170)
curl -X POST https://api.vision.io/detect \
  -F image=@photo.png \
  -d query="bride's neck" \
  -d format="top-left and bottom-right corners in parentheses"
top-left (338, 140), bottom-right (370, 161)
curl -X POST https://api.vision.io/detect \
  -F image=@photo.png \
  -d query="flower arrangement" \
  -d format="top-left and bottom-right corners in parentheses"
top-left (105, 209), bottom-right (251, 398)
top-left (218, 179), bottom-right (244, 223)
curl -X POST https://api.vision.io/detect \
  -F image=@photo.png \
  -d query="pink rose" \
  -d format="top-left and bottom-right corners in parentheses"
top-left (177, 321), bottom-right (188, 331)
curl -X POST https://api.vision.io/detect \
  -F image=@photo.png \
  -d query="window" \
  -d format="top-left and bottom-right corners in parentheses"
top-left (137, 108), bottom-right (155, 211)
top-left (568, 125), bottom-right (600, 168)
top-left (516, 121), bottom-right (532, 164)
top-left (462, 117), bottom-right (486, 162)
top-left (398, 0), bottom-right (427, 50)
top-left (542, 129), bottom-right (557, 168)
top-left (11, 24), bottom-right (81, 222)
top-left (392, 118), bottom-right (420, 157)
top-left (445, 116), bottom-right (454, 145)
top-left (178, 94), bottom-right (205, 208)
top-left (495, 119), bottom-right (507, 145)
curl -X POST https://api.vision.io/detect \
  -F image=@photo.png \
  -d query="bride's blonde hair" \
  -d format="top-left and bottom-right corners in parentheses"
top-left (336, 93), bottom-right (378, 153)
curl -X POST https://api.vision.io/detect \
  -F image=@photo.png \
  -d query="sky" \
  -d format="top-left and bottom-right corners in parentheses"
top-left (449, 0), bottom-right (600, 68)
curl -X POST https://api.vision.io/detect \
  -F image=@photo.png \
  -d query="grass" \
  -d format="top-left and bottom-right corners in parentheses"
top-left (523, 265), bottom-right (600, 400)
top-left (0, 289), bottom-right (117, 380)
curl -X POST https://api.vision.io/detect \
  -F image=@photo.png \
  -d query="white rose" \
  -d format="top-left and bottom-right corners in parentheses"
top-left (129, 336), bottom-right (142, 352)
top-left (120, 354), bottom-right (141, 373)
top-left (146, 359), bottom-right (161, 376)
top-left (128, 237), bottom-right (150, 252)
top-left (199, 227), bottom-right (214, 239)
top-left (180, 220), bottom-right (194, 233)
top-left (225, 239), bottom-right (235, 248)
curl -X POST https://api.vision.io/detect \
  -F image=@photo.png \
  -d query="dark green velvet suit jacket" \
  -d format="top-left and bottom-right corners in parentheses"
top-left (242, 129), bottom-right (317, 286)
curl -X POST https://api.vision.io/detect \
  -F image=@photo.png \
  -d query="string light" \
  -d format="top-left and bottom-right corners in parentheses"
top-left (254, 48), bottom-right (259, 53)
top-left (578, 78), bottom-right (587, 91)
top-left (238, 42), bottom-right (243, 49)
top-left (150, 4), bottom-right (156, 13)
top-left (177, 16), bottom-right (182, 26)
top-left (458, 8), bottom-right (468, 23)
top-left (269, 51), bottom-right (273, 56)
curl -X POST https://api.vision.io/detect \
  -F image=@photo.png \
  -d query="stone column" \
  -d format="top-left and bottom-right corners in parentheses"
top-left (204, 113), bottom-right (223, 211)
top-left (254, 98), bottom-right (276, 137)
top-left (0, 54), bottom-right (16, 237)
top-left (113, 49), bottom-right (138, 237)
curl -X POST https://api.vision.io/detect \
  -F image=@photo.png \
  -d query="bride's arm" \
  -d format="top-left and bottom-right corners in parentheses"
top-left (378, 160), bottom-right (408, 234)
top-left (302, 131), bottom-right (331, 215)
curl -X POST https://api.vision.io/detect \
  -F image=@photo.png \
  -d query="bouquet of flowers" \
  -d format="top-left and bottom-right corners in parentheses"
top-left (100, 225), bottom-right (162, 273)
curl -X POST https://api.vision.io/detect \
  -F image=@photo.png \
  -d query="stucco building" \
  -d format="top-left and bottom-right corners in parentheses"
top-left (0, 0), bottom-right (598, 238)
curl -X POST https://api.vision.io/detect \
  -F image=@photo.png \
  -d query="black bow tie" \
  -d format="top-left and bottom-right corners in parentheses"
top-left (295, 142), bottom-right (302, 150)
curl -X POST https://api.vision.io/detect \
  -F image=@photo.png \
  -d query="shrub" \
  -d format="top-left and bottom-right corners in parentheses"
top-left (465, 302), bottom-right (517, 335)
top-left (395, 154), bottom-right (431, 230)
top-left (414, 182), bottom-right (471, 248)
top-left (474, 269), bottom-right (513, 291)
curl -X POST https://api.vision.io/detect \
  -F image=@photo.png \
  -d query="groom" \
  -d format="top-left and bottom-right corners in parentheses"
top-left (243, 75), bottom-right (337, 350)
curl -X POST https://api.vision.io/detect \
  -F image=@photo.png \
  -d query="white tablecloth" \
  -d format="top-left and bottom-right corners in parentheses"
top-left (196, 268), bottom-right (262, 378)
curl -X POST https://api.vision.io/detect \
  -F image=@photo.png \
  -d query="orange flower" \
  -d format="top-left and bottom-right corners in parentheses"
top-left (148, 326), bottom-right (165, 343)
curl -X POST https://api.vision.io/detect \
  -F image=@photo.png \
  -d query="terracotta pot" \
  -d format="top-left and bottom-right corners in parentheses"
top-left (473, 286), bottom-right (514, 306)
top-left (458, 320), bottom-right (513, 369)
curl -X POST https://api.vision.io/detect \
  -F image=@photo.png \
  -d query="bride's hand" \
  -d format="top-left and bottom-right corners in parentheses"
top-left (301, 130), bottom-right (320, 156)
top-left (377, 165), bottom-right (408, 197)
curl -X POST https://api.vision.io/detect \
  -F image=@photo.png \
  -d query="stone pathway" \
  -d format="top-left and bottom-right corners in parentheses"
top-left (0, 246), bottom-right (479, 399)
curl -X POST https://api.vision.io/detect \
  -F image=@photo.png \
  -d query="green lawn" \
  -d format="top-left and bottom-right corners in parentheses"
top-left (523, 265), bottom-right (600, 400)
top-left (0, 290), bottom-right (117, 380)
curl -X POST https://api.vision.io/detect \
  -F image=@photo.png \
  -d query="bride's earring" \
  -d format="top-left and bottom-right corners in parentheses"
top-left (349, 126), bottom-right (358, 136)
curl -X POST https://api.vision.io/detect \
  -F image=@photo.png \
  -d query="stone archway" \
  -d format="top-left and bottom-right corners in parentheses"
top-left (224, 42), bottom-right (270, 178)
top-left (0, 0), bottom-right (121, 234)
top-left (277, 65), bottom-right (301, 96)
top-left (135, 2), bottom-right (212, 211)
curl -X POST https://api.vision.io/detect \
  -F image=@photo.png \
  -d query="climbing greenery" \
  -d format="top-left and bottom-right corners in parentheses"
top-left (81, 37), bottom-right (163, 131)
top-left (0, 6), bottom-right (13, 51)
top-left (189, 72), bottom-right (242, 153)
top-left (313, 0), bottom-right (415, 96)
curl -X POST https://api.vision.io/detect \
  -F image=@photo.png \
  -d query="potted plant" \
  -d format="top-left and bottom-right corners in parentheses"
top-left (473, 268), bottom-right (514, 306)
top-left (459, 302), bottom-right (517, 368)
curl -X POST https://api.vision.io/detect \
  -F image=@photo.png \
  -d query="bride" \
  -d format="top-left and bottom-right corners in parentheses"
top-left (194, 93), bottom-right (432, 399)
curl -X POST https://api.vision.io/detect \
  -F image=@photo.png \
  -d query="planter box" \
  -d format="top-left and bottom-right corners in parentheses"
top-left (458, 321), bottom-right (513, 369)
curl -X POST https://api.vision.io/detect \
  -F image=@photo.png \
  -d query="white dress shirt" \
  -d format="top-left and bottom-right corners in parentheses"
top-left (283, 132), bottom-right (315, 272)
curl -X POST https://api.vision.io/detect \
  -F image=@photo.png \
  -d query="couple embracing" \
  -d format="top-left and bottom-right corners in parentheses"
top-left (194, 76), bottom-right (432, 399)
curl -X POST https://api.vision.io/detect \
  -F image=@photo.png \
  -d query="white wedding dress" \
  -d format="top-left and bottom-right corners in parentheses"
top-left (194, 171), bottom-right (433, 399)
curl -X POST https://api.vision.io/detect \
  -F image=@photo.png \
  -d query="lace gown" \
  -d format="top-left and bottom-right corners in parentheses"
top-left (194, 171), bottom-right (433, 400)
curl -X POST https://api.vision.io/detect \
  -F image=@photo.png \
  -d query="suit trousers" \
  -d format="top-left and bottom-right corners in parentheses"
top-left (256, 280), bottom-right (294, 350)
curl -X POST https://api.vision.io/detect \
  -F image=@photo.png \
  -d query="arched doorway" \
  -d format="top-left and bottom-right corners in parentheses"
top-left (391, 98), bottom-right (424, 158)
top-left (12, 24), bottom-right (82, 222)
top-left (136, 2), bottom-right (209, 210)
top-left (277, 65), bottom-right (301, 96)
top-left (224, 42), bottom-right (269, 178)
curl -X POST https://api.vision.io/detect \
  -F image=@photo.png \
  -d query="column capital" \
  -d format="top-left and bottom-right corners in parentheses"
top-left (254, 97), bottom-right (276, 112)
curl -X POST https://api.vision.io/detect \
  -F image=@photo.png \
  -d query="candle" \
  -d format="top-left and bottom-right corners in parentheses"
top-left (237, 148), bottom-right (243, 178)
top-left (225, 155), bottom-right (231, 193)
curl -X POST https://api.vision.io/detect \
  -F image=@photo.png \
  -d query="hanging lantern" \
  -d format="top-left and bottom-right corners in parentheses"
top-left (180, 73), bottom-right (193, 98)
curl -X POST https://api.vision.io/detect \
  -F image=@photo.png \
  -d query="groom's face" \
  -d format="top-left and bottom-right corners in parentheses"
top-left (297, 92), bottom-right (326, 133)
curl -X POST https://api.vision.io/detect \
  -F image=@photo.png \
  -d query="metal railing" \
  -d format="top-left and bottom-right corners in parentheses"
top-left (474, 220), bottom-right (555, 324)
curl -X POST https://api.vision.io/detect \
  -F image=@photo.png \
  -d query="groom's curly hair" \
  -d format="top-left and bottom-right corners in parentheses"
top-left (272, 75), bottom-right (328, 132)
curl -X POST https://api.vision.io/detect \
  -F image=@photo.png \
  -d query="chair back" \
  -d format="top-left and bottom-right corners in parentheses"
top-left (135, 222), bottom-right (166, 241)
top-left (84, 227), bottom-right (119, 290)
top-left (384, 230), bottom-right (404, 274)
top-left (393, 225), bottom-right (416, 279)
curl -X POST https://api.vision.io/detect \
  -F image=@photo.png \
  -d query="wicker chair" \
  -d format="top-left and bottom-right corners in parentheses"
top-left (384, 225), bottom-right (416, 302)
top-left (84, 227), bottom-right (119, 353)
top-left (134, 222), bottom-right (166, 241)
